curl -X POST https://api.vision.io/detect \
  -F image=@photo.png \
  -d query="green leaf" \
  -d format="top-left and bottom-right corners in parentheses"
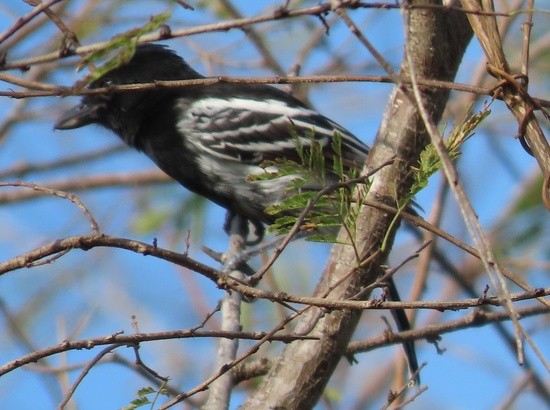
top-left (121, 384), bottom-right (169, 410)
top-left (331, 131), bottom-right (345, 179)
top-left (253, 126), bottom-right (371, 252)
top-left (410, 105), bottom-right (490, 197)
top-left (137, 387), bottom-right (155, 396)
top-left (77, 12), bottom-right (171, 84)
top-left (121, 396), bottom-right (150, 410)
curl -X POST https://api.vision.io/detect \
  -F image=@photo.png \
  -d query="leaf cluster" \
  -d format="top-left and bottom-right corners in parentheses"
top-left (254, 107), bottom-right (490, 244)
top-left (248, 129), bottom-right (368, 242)
top-left (410, 105), bottom-right (491, 197)
top-left (122, 385), bottom-right (168, 410)
top-left (77, 13), bottom-right (171, 85)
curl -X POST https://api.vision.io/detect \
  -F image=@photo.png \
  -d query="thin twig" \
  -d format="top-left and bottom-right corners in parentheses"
top-left (202, 216), bottom-right (248, 410)
top-left (0, 0), bottom-right (64, 45)
top-left (0, 181), bottom-right (99, 233)
top-left (57, 344), bottom-right (123, 410)
top-left (1, 1), bottom-right (521, 71)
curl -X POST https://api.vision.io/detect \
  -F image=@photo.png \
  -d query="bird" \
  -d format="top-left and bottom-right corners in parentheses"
top-left (55, 43), bottom-right (419, 383)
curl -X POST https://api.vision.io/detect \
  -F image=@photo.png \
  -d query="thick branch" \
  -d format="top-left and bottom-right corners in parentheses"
top-left (241, 3), bottom-right (472, 408)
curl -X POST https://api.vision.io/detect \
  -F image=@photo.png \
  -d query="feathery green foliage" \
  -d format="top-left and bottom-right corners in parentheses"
top-left (78, 13), bottom-right (171, 84)
top-left (248, 129), bottom-right (369, 243)
top-left (256, 107), bottom-right (488, 246)
top-left (122, 385), bottom-right (168, 410)
top-left (410, 105), bottom-right (491, 198)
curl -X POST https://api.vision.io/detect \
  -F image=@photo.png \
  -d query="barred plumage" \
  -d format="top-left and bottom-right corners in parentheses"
top-left (55, 44), bottom-right (371, 229)
top-left (55, 43), bottom-right (419, 384)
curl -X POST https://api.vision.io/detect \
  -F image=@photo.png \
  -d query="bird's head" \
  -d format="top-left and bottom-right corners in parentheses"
top-left (54, 44), bottom-right (202, 138)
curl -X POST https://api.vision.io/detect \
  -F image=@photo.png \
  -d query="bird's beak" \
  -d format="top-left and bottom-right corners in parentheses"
top-left (54, 101), bottom-right (104, 130)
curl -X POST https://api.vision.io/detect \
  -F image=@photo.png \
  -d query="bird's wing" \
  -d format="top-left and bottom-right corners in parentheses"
top-left (176, 96), bottom-right (368, 167)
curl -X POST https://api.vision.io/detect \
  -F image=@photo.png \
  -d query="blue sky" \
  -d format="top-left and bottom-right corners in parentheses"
top-left (1, 1), bottom-right (549, 409)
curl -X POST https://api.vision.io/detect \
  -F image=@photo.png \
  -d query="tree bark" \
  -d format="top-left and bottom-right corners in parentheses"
top-left (241, 2), bottom-right (472, 409)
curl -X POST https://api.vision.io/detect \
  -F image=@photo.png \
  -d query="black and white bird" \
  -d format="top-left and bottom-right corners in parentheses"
top-left (55, 43), bottom-right (419, 383)
top-left (55, 44), bottom-right (370, 235)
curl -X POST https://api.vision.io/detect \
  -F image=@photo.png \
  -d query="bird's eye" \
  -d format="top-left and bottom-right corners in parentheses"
top-left (99, 77), bottom-right (113, 87)
top-left (95, 77), bottom-right (113, 88)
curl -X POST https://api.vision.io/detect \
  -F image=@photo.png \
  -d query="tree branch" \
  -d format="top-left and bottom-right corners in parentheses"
top-left (240, 3), bottom-right (473, 407)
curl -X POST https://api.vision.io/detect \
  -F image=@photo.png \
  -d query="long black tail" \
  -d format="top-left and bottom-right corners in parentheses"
top-left (387, 278), bottom-right (420, 385)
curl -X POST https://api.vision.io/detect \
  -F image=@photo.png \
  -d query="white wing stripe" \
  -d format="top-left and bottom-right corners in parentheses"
top-left (177, 95), bottom-right (369, 162)
top-left (189, 97), bottom-right (318, 118)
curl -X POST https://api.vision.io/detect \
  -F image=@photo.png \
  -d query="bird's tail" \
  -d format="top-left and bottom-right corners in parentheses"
top-left (387, 278), bottom-right (420, 385)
